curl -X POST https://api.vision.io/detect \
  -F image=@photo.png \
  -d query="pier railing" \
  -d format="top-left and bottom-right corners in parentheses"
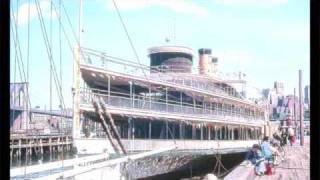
top-left (80, 89), bottom-right (265, 125)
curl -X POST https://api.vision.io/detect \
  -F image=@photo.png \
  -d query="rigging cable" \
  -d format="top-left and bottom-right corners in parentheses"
top-left (50, 0), bottom-right (53, 121)
top-left (111, 0), bottom-right (148, 79)
top-left (27, 0), bottom-right (31, 136)
top-left (112, 1), bottom-right (188, 146)
top-left (34, 0), bottom-right (66, 114)
top-left (27, 0), bottom-right (30, 83)
top-left (59, 0), bottom-right (63, 129)
top-left (60, 2), bottom-right (86, 57)
top-left (58, 0), bottom-right (64, 169)
top-left (49, 2), bottom-right (75, 57)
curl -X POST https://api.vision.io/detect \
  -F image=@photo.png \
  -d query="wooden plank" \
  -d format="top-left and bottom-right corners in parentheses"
top-left (224, 143), bottom-right (310, 180)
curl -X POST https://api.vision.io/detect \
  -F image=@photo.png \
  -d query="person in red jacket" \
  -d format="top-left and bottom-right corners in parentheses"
top-left (288, 126), bottom-right (295, 146)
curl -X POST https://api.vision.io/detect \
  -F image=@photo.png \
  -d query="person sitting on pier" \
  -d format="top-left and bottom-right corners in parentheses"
top-left (245, 144), bottom-right (266, 176)
top-left (261, 136), bottom-right (278, 161)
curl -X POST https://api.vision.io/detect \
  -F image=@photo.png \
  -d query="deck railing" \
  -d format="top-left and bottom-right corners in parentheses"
top-left (80, 48), bottom-right (249, 101)
top-left (80, 90), bottom-right (265, 125)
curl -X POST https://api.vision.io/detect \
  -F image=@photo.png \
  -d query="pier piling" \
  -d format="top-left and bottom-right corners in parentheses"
top-left (49, 138), bottom-right (52, 161)
top-left (10, 149), bottom-right (13, 166)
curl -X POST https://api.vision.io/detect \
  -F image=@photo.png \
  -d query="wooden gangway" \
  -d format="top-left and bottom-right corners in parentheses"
top-left (224, 142), bottom-right (310, 180)
top-left (34, 146), bottom-right (176, 180)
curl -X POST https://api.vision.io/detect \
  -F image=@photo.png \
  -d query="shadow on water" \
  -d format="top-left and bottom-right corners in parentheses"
top-left (142, 152), bottom-right (246, 180)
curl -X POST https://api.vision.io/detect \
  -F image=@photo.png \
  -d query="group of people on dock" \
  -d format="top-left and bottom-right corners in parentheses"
top-left (245, 123), bottom-right (296, 176)
top-left (245, 136), bottom-right (277, 176)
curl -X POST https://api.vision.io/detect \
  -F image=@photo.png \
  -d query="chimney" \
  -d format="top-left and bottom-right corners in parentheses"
top-left (198, 48), bottom-right (212, 75)
top-left (211, 57), bottom-right (218, 74)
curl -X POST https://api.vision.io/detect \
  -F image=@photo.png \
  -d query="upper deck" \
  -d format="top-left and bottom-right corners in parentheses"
top-left (79, 48), bottom-right (264, 109)
top-left (78, 48), bottom-right (266, 127)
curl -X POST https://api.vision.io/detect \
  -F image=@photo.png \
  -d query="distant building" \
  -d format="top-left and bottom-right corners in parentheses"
top-left (262, 88), bottom-right (270, 98)
top-left (274, 81), bottom-right (284, 94)
top-left (304, 85), bottom-right (310, 106)
top-left (263, 82), bottom-right (300, 121)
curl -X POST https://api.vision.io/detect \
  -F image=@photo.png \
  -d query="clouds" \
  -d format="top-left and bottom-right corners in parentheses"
top-left (269, 26), bottom-right (309, 42)
top-left (213, 49), bottom-right (258, 71)
top-left (106, 0), bottom-right (209, 17)
top-left (213, 0), bottom-right (288, 6)
top-left (13, 0), bottom-right (58, 26)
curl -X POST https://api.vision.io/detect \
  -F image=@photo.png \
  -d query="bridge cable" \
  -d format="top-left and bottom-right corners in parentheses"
top-left (12, 0), bottom-right (32, 175)
top-left (11, 1), bottom-right (17, 141)
top-left (10, 7), bottom-right (32, 110)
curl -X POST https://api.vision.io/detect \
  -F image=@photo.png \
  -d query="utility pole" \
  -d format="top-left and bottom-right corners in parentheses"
top-left (299, 70), bottom-right (304, 146)
top-left (294, 88), bottom-right (297, 137)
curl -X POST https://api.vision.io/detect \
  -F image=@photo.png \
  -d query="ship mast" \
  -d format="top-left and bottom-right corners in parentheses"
top-left (73, 0), bottom-right (82, 139)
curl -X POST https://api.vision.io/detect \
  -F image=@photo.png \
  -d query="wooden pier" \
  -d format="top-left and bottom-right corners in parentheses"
top-left (10, 133), bottom-right (73, 167)
top-left (224, 141), bottom-right (310, 180)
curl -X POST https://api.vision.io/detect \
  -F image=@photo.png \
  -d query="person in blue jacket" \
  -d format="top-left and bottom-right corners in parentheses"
top-left (245, 144), bottom-right (266, 175)
top-left (261, 136), bottom-right (273, 161)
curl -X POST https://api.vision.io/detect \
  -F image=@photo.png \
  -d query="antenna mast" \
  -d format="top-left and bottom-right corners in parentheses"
top-left (73, 0), bottom-right (82, 139)
top-left (79, 0), bottom-right (83, 45)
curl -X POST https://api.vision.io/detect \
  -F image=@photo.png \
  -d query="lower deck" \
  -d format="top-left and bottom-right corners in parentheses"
top-left (81, 113), bottom-right (263, 141)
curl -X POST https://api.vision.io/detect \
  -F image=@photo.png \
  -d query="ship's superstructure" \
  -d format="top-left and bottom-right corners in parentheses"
top-left (74, 45), bottom-right (266, 155)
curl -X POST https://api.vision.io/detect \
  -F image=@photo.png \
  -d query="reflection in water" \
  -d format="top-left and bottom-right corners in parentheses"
top-left (11, 150), bottom-right (75, 167)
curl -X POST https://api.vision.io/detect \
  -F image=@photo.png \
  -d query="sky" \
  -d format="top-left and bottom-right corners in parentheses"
top-left (10, 0), bottom-right (310, 109)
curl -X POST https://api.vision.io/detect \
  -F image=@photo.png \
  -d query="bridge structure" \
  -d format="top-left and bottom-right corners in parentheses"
top-left (10, 83), bottom-right (73, 169)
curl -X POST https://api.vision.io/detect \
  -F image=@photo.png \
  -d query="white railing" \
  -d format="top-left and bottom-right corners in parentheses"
top-left (80, 48), bottom-right (249, 101)
top-left (80, 90), bottom-right (264, 125)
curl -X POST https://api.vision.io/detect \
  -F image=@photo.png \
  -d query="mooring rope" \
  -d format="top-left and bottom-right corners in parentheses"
top-left (212, 140), bottom-right (236, 178)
